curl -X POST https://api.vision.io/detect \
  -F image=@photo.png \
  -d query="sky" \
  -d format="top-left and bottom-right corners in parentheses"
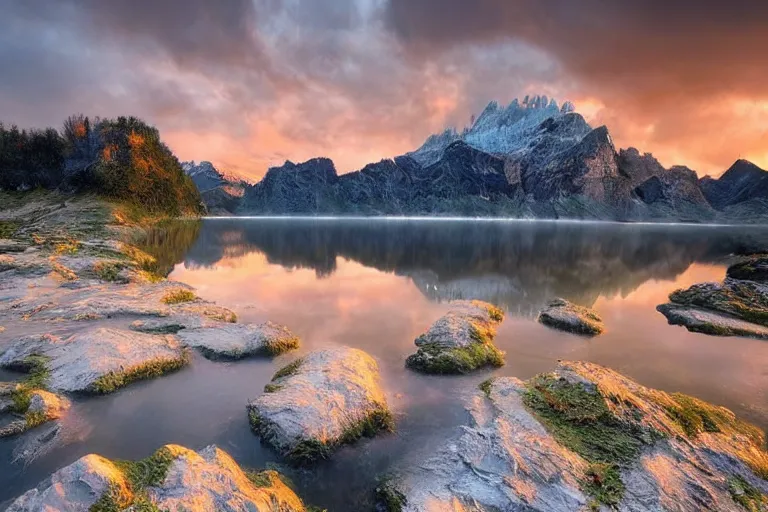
top-left (1, 0), bottom-right (767, 181)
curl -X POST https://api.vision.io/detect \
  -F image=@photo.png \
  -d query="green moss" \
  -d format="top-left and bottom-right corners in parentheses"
top-left (89, 446), bottom-right (177, 512)
top-left (271, 358), bottom-right (304, 381)
top-left (486, 304), bottom-right (505, 322)
top-left (161, 288), bottom-right (197, 305)
top-left (521, 374), bottom-right (658, 507)
top-left (0, 220), bottom-right (19, 238)
top-left (245, 469), bottom-right (275, 488)
top-left (728, 475), bottom-right (768, 511)
top-left (479, 378), bottom-right (495, 398)
top-left (88, 352), bottom-right (189, 394)
top-left (583, 463), bottom-right (625, 509)
top-left (263, 383), bottom-right (283, 393)
top-left (670, 281), bottom-right (768, 326)
top-left (262, 334), bottom-right (301, 356)
top-left (24, 410), bottom-right (50, 429)
top-left (375, 479), bottom-right (407, 512)
top-left (93, 261), bottom-right (126, 282)
top-left (664, 393), bottom-right (721, 437)
top-left (9, 355), bottom-right (50, 414)
top-left (249, 405), bottom-right (394, 465)
top-left (405, 338), bottom-right (505, 375)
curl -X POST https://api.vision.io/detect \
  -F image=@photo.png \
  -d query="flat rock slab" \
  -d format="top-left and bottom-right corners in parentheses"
top-left (0, 328), bottom-right (188, 393)
top-left (406, 300), bottom-right (505, 374)
top-left (657, 303), bottom-right (768, 339)
top-left (6, 444), bottom-right (306, 512)
top-left (248, 347), bottom-right (391, 463)
top-left (537, 298), bottom-right (605, 335)
top-left (178, 321), bottom-right (300, 359)
top-left (0, 239), bottom-right (29, 253)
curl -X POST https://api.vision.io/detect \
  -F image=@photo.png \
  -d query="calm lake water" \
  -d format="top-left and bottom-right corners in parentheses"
top-left (2, 218), bottom-right (768, 510)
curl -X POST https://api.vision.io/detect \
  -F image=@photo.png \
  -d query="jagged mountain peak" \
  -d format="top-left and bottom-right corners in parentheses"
top-left (409, 95), bottom-right (583, 166)
top-left (182, 161), bottom-right (249, 191)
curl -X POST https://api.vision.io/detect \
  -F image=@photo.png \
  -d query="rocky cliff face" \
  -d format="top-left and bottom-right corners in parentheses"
top-left (229, 97), bottom-right (768, 222)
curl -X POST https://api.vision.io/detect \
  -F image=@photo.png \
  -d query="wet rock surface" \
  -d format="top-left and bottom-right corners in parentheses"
top-left (248, 347), bottom-right (392, 463)
top-left (406, 300), bottom-right (506, 374)
top-left (537, 298), bottom-right (605, 336)
top-left (0, 328), bottom-right (188, 394)
top-left (6, 444), bottom-right (308, 512)
top-left (394, 361), bottom-right (768, 512)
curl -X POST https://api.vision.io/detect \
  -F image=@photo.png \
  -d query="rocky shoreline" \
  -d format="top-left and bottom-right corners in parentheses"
top-left (1, 193), bottom-right (767, 511)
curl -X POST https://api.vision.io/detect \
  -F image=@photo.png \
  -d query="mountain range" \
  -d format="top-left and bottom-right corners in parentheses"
top-left (185, 96), bottom-right (768, 222)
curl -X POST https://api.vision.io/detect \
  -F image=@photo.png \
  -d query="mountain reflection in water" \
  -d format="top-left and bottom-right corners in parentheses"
top-left (175, 218), bottom-right (768, 316)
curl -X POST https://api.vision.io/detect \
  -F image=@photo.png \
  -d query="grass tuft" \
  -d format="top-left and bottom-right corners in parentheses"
top-left (89, 446), bottom-right (177, 512)
top-left (479, 378), bottom-right (495, 398)
top-left (0, 220), bottom-right (19, 238)
top-left (728, 475), bottom-right (767, 511)
top-left (271, 358), bottom-right (304, 381)
top-left (9, 355), bottom-right (51, 414)
top-left (375, 478), bottom-right (407, 512)
top-left (161, 288), bottom-right (197, 305)
top-left (88, 351), bottom-right (189, 394)
top-left (663, 392), bottom-right (721, 437)
top-left (93, 261), bottom-right (126, 282)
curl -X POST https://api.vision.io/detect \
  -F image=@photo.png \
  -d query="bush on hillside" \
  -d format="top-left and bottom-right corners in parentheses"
top-left (0, 115), bottom-right (204, 217)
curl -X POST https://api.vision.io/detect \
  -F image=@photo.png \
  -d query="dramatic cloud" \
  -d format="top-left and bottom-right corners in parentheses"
top-left (384, 0), bottom-right (768, 174)
top-left (1, 0), bottom-right (766, 179)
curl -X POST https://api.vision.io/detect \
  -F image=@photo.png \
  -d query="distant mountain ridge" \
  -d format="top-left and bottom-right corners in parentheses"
top-left (182, 161), bottom-right (248, 214)
top-left (195, 96), bottom-right (768, 223)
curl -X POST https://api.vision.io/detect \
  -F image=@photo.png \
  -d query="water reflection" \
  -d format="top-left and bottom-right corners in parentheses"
top-left (179, 219), bottom-right (768, 315)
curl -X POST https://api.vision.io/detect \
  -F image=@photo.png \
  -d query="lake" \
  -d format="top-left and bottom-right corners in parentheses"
top-left (2, 218), bottom-right (768, 510)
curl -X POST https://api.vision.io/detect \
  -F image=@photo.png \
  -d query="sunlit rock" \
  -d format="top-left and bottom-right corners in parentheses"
top-left (6, 444), bottom-right (308, 512)
top-left (405, 300), bottom-right (505, 374)
top-left (247, 347), bottom-right (393, 463)
top-left (391, 361), bottom-right (768, 512)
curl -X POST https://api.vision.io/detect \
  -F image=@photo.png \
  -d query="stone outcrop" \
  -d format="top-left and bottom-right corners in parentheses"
top-left (701, 160), bottom-right (768, 210)
top-left (6, 444), bottom-right (308, 512)
top-left (247, 347), bottom-right (393, 463)
top-left (537, 298), bottom-right (605, 336)
top-left (0, 328), bottom-right (188, 394)
top-left (406, 300), bottom-right (506, 374)
top-left (177, 321), bottom-right (300, 359)
top-left (658, 266), bottom-right (768, 338)
top-left (391, 361), bottom-right (768, 512)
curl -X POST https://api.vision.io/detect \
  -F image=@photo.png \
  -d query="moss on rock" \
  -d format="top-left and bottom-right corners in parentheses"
top-left (88, 350), bottom-right (190, 395)
top-left (406, 338), bottom-right (505, 375)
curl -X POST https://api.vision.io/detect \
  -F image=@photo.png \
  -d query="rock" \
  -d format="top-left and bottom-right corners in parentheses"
top-left (0, 239), bottom-right (29, 253)
top-left (178, 321), bottom-right (300, 360)
top-left (537, 298), bottom-right (605, 336)
top-left (6, 444), bottom-right (307, 512)
top-left (657, 278), bottom-right (768, 337)
top-left (657, 303), bottom-right (768, 339)
top-left (700, 159), bottom-right (768, 210)
top-left (394, 361), bottom-right (768, 512)
top-left (5, 453), bottom-right (121, 511)
top-left (405, 300), bottom-right (506, 374)
top-left (727, 254), bottom-right (768, 282)
top-left (148, 445), bottom-right (306, 512)
top-left (27, 389), bottom-right (70, 422)
top-left (247, 347), bottom-right (393, 463)
top-left (0, 328), bottom-right (189, 394)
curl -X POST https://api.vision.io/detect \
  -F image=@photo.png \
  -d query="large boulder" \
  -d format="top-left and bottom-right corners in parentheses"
top-left (177, 321), bottom-right (300, 360)
top-left (6, 444), bottom-right (308, 512)
top-left (391, 361), bottom-right (768, 512)
top-left (406, 300), bottom-right (505, 374)
top-left (247, 347), bottom-right (393, 463)
top-left (727, 254), bottom-right (768, 283)
top-left (0, 328), bottom-right (188, 394)
top-left (537, 298), bottom-right (605, 336)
